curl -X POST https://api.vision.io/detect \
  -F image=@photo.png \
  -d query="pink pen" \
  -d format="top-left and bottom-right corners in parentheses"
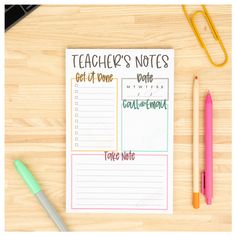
top-left (202, 91), bottom-right (213, 204)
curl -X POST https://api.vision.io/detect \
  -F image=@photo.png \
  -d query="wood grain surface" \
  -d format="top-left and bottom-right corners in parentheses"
top-left (5, 5), bottom-right (232, 231)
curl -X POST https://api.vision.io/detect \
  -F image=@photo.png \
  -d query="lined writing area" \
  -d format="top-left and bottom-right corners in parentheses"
top-left (71, 154), bottom-right (168, 210)
top-left (71, 79), bottom-right (117, 151)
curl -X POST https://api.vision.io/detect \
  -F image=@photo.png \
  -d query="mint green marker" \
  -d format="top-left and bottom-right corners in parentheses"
top-left (14, 160), bottom-right (68, 231)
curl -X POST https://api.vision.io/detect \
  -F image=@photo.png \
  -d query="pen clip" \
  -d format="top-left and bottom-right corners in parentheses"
top-left (201, 171), bottom-right (206, 195)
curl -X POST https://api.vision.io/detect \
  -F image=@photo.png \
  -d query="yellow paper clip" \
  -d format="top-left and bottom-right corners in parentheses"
top-left (182, 5), bottom-right (228, 67)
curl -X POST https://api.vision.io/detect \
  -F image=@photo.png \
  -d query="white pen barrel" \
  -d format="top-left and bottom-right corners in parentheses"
top-left (193, 78), bottom-right (199, 193)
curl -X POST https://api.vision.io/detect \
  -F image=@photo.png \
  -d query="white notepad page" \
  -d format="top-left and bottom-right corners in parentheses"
top-left (66, 49), bottom-right (174, 213)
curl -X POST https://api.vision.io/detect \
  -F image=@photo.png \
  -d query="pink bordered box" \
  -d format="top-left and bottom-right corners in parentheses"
top-left (70, 153), bottom-right (169, 212)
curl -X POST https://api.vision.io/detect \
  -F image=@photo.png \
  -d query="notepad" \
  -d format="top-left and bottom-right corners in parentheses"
top-left (66, 49), bottom-right (174, 213)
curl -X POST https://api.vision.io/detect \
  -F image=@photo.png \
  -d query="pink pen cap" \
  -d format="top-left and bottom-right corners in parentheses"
top-left (202, 91), bottom-right (213, 205)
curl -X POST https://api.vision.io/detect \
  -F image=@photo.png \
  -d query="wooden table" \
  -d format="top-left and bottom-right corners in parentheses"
top-left (5, 5), bottom-right (232, 231)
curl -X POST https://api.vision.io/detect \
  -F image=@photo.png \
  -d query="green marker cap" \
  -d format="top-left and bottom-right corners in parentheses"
top-left (14, 160), bottom-right (41, 195)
